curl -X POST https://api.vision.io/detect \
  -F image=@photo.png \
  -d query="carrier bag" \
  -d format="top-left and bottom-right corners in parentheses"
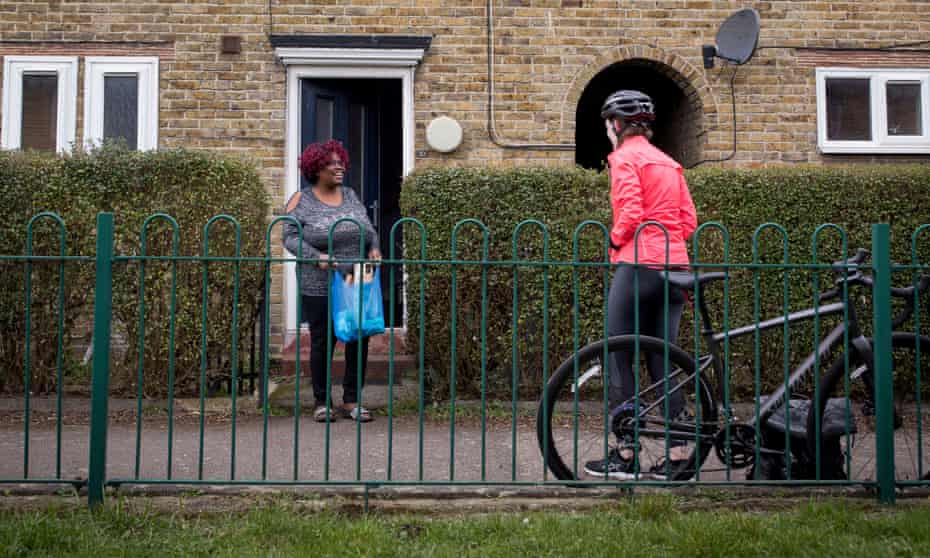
top-left (331, 264), bottom-right (385, 343)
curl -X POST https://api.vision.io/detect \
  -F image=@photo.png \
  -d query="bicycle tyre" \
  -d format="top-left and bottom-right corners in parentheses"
top-left (806, 332), bottom-right (930, 481)
top-left (536, 335), bottom-right (718, 481)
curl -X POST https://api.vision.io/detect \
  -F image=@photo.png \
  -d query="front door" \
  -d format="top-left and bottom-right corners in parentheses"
top-left (300, 79), bottom-right (379, 214)
top-left (300, 78), bottom-right (404, 326)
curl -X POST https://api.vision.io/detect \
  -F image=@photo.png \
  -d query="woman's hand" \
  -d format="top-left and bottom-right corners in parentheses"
top-left (368, 248), bottom-right (382, 265)
top-left (317, 253), bottom-right (333, 269)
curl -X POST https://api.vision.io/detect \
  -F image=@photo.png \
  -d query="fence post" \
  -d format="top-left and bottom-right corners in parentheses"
top-left (88, 213), bottom-right (115, 508)
top-left (871, 223), bottom-right (895, 504)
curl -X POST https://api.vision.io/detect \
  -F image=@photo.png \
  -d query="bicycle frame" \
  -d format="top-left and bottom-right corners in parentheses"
top-left (558, 254), bottom-right (930, 481)
top-left (570, 266), bottom-right (897, 454)
top-left (610, 282), bottom-right (875, 472)
top-left (624, 301), bottom-right (863, 444)
top-left (694, 283), bottom-right (870, 428)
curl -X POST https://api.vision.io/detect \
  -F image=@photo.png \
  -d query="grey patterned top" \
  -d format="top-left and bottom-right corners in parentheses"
top-left (282, 186), bottom-right (379, 296)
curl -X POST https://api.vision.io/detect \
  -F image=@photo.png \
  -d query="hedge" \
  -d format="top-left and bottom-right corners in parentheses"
top-left (399, 165), bottom-right (930, 401)
top-left (0, 144), bottom-right (269, 396)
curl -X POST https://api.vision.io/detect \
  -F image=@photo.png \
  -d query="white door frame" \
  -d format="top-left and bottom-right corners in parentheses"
top-left (277, 47), bottom-right (423, 336)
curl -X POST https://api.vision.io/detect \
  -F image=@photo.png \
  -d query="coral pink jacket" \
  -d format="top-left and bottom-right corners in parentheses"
top-left (607, 136), bottom-right (697, 267)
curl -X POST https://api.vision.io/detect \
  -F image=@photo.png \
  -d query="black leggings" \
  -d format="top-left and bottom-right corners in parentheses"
top-left (607, 265), bottom-right (686, 427)
top-left (301, 295), bottom-right (369, 407)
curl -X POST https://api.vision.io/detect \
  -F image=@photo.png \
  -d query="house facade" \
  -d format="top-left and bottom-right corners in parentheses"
top-left (2, 0), bottom-right (930, 345)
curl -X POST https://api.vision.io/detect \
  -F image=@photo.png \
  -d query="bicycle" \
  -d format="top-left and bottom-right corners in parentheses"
top-left (536, 248), bottom-right (930, 482)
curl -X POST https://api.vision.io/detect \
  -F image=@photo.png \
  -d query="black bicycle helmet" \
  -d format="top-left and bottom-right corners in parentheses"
top-left (600, 90), bottom-right (655, 121)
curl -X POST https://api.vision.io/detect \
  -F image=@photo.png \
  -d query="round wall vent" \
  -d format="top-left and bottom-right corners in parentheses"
top-left (425, 116), bottom-right (463, 153)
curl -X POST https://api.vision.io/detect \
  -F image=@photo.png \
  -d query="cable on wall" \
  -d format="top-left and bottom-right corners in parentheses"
top-left (486, 0), bottom-right (574, 151)
top-left (688, 65), bottom-right (738, 168)
top-left (267, 0), bottom-right (274, 36)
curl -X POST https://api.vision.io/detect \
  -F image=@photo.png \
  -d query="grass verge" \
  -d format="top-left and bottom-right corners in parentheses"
top-left (1, 496), bottom-right (930, 557)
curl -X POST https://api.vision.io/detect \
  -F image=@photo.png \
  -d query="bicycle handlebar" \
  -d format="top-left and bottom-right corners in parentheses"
top-left (817, 253), bottom-right (930, 330)
top-left (822, 247), bottom-right (930, 297)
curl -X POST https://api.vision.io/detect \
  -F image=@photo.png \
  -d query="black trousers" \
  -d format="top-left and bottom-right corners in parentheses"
top-left (301, 295), bottom-right (369, 407)
top-left (607, 265), bottom-right (686, 433)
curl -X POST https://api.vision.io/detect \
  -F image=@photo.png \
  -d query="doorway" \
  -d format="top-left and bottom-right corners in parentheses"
top-left (300, 78), bottom-right (404, 327)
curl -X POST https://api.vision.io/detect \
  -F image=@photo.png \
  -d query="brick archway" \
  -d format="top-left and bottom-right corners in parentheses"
top-left (563, 45), bottom-right (719, 169)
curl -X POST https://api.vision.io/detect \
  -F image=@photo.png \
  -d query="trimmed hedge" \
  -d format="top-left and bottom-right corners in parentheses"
top-left (0, 144), bottom-right (269, 396)
top-left (399, 165), bottom-right (930, 401)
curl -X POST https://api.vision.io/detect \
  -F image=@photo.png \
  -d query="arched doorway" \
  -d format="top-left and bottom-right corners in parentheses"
top-left (575, 58), bottom-right (704, 169)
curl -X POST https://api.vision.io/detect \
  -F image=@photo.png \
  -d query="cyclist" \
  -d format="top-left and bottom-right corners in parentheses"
top-left (584, 90), bottom-right (699, 479)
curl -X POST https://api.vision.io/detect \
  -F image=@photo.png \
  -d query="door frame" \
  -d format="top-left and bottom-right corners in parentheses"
top-left (277, 46), bottom-right (425, 334)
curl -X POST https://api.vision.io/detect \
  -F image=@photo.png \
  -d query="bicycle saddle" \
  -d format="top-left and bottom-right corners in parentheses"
top-left (663, 271), bottom-right (728, 291)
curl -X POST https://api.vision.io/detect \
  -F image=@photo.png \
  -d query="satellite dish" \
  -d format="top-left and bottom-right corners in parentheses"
top-left (702, 8), bottom-right (760, 68)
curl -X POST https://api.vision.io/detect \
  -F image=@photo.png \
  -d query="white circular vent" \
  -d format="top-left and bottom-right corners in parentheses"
top-left (425, 116), bottom-right (463, 153)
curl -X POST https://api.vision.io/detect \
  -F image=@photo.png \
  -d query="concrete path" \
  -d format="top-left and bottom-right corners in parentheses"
top-left (0, 414), bottom-right (551, 484)
top-left (0, 388), bottom-right (927, 487)
top-left (0, 386), bottom-right (549, 484)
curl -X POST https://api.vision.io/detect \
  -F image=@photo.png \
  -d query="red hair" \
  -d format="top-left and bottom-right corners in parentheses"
top-left (298, 140), bottom-right (351, 183)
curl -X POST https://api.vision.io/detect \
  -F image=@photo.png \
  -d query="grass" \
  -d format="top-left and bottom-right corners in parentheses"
top-left (378, 398), bottom-right (537, 421)
top-left (260, 378), bottom-right (539, 422)
top-left (2, 497), bottom-right (930, 557)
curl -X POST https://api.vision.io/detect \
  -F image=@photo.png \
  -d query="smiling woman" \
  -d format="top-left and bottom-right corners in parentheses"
top-left (282, 139), bottom-right (383, 423)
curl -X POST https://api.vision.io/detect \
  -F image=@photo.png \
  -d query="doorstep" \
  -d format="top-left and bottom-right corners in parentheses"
top-left (280, 329), bottom-right (414, 384)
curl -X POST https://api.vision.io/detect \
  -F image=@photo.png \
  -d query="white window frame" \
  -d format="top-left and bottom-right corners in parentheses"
top-left (1, 56), bottom-right (78, 152)
top-left (816, 67), bottom-right (930, 154)
top-left (83, 56), bottom-right (159, 151)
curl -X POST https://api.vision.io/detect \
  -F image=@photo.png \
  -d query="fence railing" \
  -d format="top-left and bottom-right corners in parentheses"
top-left (1, 213), bottom-right (927, 508)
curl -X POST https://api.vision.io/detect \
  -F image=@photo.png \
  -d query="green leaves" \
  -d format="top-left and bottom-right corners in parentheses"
top-left (400, 166), bottom-right (612, 399)
top-left (0, 144), bottom-right (269, 396)
top-left (401, 164), bottom-right (930, 400)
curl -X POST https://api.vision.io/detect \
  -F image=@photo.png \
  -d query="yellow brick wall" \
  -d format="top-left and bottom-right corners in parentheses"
top-left (3, 0), bottom-right (930, 350)
top-left (3, 1), bottom-right (930, 178)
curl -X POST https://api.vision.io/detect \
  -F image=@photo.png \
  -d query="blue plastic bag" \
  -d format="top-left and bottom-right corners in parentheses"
top-left (331, 265), bottom-right (385, 343)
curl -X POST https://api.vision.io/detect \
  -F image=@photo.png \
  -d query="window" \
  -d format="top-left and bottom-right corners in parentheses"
top-left (1, 56), bottom-right (78, 152)
top-left (84, 57), bottom-right (159, 151)
top-left (816, 68), bottom-right (930, 154)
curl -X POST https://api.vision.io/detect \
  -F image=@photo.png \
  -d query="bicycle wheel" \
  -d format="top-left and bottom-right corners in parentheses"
top-left (807, 332), bottom-right (930, 482)
top-left (536, 335), bottom-right (717, 481)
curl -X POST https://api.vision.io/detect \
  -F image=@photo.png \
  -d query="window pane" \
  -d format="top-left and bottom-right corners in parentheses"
top-left (886, 82), bottom-right (922, 136)
top-left (21, 74), bottom-right (58, 151)
top-left (103, 75), bottom-right (138, 150)
top-left (826, 78), bottom-right (871, 141)
top-left (315, 97), bottom-right (333, 141)
top-left (348, 102), bottom-right (365, 201)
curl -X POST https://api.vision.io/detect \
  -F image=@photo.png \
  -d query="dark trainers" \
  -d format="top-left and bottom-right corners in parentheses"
top-left (583, 448), bottom-right (640, 480)
top-left (647, 458), bottom-right (690, 480)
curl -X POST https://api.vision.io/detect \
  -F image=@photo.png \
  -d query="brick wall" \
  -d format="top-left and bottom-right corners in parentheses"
top-left (3, 1), bottom-right (929, 173)
top-left (3, 0), bottom-right (929, 350)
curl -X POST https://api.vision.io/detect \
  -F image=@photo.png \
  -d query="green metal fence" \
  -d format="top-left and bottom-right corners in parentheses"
top-left (1, 213), bottom-right (927, 508)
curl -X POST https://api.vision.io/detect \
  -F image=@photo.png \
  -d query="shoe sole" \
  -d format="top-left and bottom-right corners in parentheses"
top-left (649, 462), bottom-right (695, 481)
top-left (314, 408), bottom-right (338, 422)
top-left (582, 467), bottom-right (642, 480)
top-left (649, 472), bottom-right (697, 482)
top-left (582, 468), bottom-right (698, 481)
top-left (339, 408), bottom-right (374, 422)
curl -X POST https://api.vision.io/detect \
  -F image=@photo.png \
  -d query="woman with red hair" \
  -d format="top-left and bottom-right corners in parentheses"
top-left (282, 140), bottom-right (381, 423)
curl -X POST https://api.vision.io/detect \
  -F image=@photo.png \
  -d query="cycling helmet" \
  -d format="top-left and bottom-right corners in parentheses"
top-left (600, 90), bottom-right (655, 121)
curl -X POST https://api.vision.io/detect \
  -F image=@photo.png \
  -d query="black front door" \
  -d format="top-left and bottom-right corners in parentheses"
top-left (300, 79), bottom-right (379, 214)
top-left (300, 78), bottom-right (404, 327)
